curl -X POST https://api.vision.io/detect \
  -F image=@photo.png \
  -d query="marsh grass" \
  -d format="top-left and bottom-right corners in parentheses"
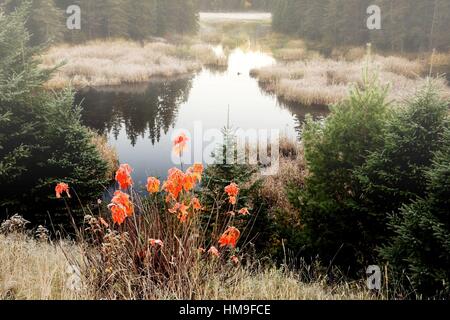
top-left (251, 53), bottom-right (450, 106)
top-left (429, 51), bottom-right (450, 67)
top-left (189, 44), bottom-right (228, 67)
top-left (41, 40), bottom-right (227, 89)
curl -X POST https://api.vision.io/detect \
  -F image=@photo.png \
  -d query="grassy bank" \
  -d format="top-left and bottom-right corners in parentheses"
top-left (0, 234), bottom-right (377, 300)
top-left (251, 50), bottom-right (450, 106)
top-left (41, 40), bottom-right (227, 89)
top-left (0, 137), bottom-right (377, 301)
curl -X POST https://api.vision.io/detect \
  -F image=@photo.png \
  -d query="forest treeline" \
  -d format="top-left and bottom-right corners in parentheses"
top-left (1, 0), bottom-right (272, 46)
top-left (198, 0), bottom-right (271, 11)
top-left (1, 0), bottom-right (199, 44)
top-left (3, 0), bottom-right (450, 53)
top-left (273, 0), bottom-right (450, 52)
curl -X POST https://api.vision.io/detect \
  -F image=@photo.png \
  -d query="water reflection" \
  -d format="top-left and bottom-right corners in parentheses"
top-left (274, 96), bottom-right (330, 134)
top-left (78, 77), bottom-right (193, 146)
top-left (77, 48), bottom-right (329, 186)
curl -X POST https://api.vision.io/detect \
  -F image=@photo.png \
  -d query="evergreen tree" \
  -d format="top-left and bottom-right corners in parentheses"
top-left (382, 126), bottom-right (450, 298)
top-left (0, 4), bottom-right (109, 227)
top-left (201, 126), bottom-right (272, 253)
top-left (127, 0), bottom-right (157, 40)
top-left (272, 0), bottom-right (450, 53)
top-left (357, 80), bottom-right (449, 224)
top-left (101, 0), bottom-right (130, 38)
top-left (290, 73), bottom-right (390, 270)
top-left (303, 0), bottom-right (327, 40)
top-left (3, 0), bottom-right (64, 45)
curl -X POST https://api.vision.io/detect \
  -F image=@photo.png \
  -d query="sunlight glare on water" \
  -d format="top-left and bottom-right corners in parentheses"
top-left (78, 47), bottom-right (324, 189)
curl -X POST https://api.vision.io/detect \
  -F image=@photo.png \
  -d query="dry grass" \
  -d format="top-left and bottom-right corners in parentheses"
top-left (273, 39), bottom-right (321, 62)
top-left (251, 53), bottom-right (450, 106)
top-left (40, 39), bottom-right (227, 89)
top-left (0, 233), bottom-right (378, 300)
top-left (331, 47), bottom-right (368, 61)
top-left (274, 48), bottom-right (308, 61)
top-left (197, 267), bottom-right (377, 300)
top-left (89, 130), bottom-right (119, 179)
top-left (189, 44), bottom-right (228, 67)
top-left (259, 137), bottom-right (306, 214)
top-left (429, 51), bottom-right (450, 67)
top-left (0, 234), bottom-right (88, 300)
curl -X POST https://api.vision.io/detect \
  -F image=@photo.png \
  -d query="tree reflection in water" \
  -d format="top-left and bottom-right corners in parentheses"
top-left (77, 76), bottom-right (193, 146)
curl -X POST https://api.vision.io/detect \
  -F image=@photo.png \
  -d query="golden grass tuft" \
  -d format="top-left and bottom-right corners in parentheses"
top-left (429, 51), bottom-right (450, 67)
top-left (274, 48), bottom-right (308, 61)
top-left (189, 44), bottom-right (228, 67)
top-left (89, 130), bottom-right (119, 179)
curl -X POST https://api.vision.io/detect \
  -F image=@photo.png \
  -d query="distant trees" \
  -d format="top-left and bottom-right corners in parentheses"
top-left (63, 0), bottom-right (199, 40)
top-left (1, 0), bottom-right (199, 44)
top-left (3, 0), bottom-right (449, 52)
top-left (3, 0), bottom-right (64, 45)
top-left (155, 0), bottom-right (198, 35)
top-left (272, 0), bottom-right (450, 52)
top-left (198, 0), bottom-right (272, 12)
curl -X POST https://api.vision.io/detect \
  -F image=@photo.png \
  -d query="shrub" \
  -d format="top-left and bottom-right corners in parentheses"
top-left (356, 80), bottom-right (450, 248)
top-left (77, 134), bottom-right (251, 299)
top-left (382, 127), bottom-right (450, 298)
top-left (200, 127), bottom-right (268, 253)
top-left (291, 74), bottom-right (390, 271)
top-left (293, 75), bottom-right (450, 283)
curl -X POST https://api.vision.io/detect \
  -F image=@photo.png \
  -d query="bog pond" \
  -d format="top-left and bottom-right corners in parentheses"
top-left (76, 14), bottom-right (329, 187)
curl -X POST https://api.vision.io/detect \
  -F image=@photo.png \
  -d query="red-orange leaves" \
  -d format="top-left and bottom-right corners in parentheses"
top-left (208, 246), bottom-right (220, 258)
top-left (163, 168), bottom-right (185, 201)
top-left (147, 177), bottom-right (160, 194)
top-left (187, 163), bottom-right (204, 182)
top-left (149, 239), bottom-right (164, 248)
top-left (224, 183), bottom-right (239, 205)
top-left (108, 191), bottom-right (134, 225)
top-left (218, 227), bottom-right (241, 248)
top-left (238, 208), bottom-right (250, 216)
top-left (115, 164), bottom-right (133, 190)
top-left (191, 197), bottom-right (202, 211)
top-left (55, 183), bottom-right (71, 199)
top-left (168, 202), bottom-right (190, 223)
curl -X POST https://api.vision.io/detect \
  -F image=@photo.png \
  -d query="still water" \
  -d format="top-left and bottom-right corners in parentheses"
top-left (77, 47), bottom-right (328, 187)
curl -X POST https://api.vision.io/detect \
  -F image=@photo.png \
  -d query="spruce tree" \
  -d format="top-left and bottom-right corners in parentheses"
top-left (128, 0), bottom-right (158, 40)
top-left (382, 126), bottom-right (450, 298)
top-left (357, 80), bottom-right (449, 224)
top-left (3, 0), bottom-right (64, 45)
top-left (291, 74), bottom-right (390, 270)
top-left (0, 4), bottom-right (109, 227)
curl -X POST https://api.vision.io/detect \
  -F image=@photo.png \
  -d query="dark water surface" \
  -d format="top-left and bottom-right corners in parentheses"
top-left (77, 47), bottom-right (329, 187)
